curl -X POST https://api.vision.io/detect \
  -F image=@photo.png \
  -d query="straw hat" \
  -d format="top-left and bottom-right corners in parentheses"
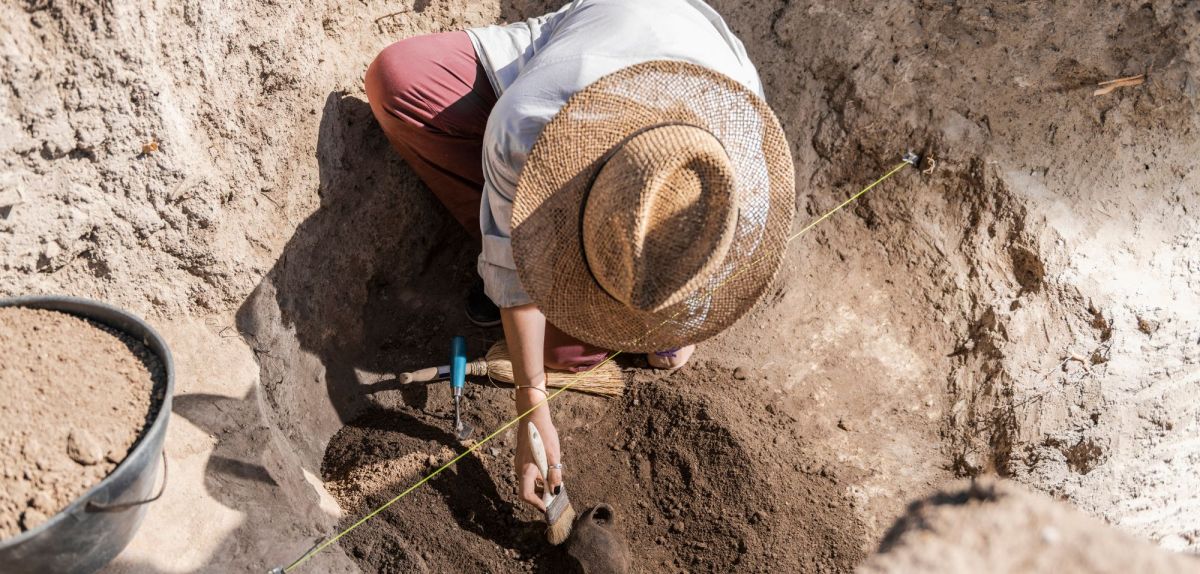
top-left (511, 60), bottom-right (794, 353)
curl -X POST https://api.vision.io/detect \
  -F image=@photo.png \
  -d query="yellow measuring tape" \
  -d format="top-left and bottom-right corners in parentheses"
top-left (277, 156), bottom-right (916, 573)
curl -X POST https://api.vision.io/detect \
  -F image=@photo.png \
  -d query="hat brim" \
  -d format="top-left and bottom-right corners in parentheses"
top-left (512, 60), bottom-right (795, 353)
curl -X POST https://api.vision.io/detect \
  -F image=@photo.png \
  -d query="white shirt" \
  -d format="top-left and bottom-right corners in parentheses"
top-left (466, 0), bottom-right (763, 308)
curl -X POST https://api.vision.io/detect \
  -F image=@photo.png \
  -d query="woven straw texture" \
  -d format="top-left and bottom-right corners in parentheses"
top-left (512, 60), bottom-right (794, 352)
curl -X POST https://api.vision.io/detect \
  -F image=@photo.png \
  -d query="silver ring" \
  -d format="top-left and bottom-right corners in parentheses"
top-left (548, 463), bottom-right (565, 471)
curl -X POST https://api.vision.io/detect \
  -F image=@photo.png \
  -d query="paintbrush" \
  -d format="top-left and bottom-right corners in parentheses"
top-left (527, 422), bottom-right (576, 545)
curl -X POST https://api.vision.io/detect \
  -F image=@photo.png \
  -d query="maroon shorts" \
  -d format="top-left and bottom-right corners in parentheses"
top-left (364, 31), bottom-right (607, 372)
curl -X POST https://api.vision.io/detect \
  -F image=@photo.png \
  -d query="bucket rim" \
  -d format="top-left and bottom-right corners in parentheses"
top-left (0, 295), bottom-right (176, 548)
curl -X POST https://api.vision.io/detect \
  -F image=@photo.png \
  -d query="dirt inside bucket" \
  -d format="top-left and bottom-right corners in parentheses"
top-left (322, 362), bottom-right (864, 573)
top-left (0, 307), bottom-right (164, 538)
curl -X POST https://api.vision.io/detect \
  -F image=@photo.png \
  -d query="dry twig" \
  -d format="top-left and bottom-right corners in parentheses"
top-left (1093, 74), bottom-right (1145, 96)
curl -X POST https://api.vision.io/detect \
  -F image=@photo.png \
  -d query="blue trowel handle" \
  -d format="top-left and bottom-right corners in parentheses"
top-left (450, 335), bottom-right (467, 395)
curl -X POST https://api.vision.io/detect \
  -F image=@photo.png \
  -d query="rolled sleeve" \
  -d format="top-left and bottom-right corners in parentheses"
top-left (478, 256), bottom-right (532, 308)
top-left (478, 173), bottom-right (533, 308)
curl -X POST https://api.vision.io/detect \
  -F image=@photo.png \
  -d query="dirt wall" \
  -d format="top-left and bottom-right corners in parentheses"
top-left (1, 0), bottom-right (1197, 571)
top-left (860, 479), bottom-right (1200, 573)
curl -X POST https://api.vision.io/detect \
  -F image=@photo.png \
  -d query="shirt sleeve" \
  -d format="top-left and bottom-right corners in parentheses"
top-left (477, 140), bottom-right (533, 308)
top-left (465, 1), bottom-right (579, 96)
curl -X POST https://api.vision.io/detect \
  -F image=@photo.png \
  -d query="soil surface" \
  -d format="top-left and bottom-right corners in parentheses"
top-left (323, 362), bottom-right (863, 573)
top-left (860, 478), bottom-right (1200, 573)
top-left (0, 0), bottom-right (1197, 572)
top-left (0, 307), bottom-right (162, 538)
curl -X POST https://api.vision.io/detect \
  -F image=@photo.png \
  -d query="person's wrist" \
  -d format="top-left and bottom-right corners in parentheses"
top-left (515, 376), bottom-right (549, 410)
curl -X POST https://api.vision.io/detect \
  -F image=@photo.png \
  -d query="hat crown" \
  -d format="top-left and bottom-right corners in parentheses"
top-left (582, 125), bottom-right (738, 312)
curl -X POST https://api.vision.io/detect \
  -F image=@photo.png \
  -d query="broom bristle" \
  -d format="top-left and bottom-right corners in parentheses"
top-left (484, 341), bottom-right (625, 398)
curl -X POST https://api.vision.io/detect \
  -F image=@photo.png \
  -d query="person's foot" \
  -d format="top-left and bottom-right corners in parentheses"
top-left (647, 345), bottom-right (695, 370)
top-left (466, 279), bottom-right (502, 327)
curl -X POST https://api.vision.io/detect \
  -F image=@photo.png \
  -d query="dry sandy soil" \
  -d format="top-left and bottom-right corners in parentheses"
top-left (1, 0), bottom-right (1198, 572)
top-left (0, 307), bottom-right (161, 538)
top-left (860, 478), bottom-right (1199, 573)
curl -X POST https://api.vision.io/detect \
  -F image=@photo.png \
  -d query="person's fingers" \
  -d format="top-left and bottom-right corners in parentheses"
top-left (546, 467), bottom-right (564, 495)
top-left (519, 463), bottom-right (546, 512)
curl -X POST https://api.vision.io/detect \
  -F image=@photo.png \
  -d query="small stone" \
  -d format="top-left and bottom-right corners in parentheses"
top-left (29, 491), bottom-right (54, 512)
top-left (1041, 526), bottom-right (1061, 544)
top-left (670, 521), bottom-right (685, 533)
top-left (733, 367), bottom-right (747, 380)
top-left (67, 430), bottom-right (104, 466)
top-left (426, 455), bottom-right (438, 466)
top-left (837, 419), bottom-right (851, 432)
top-left (1137, 316), bottom-right (1160, 335)
top-left (656, 536), bottom-right (665, 545)
top-left (489, 447), bottom-right (500, 457)
top-left (20, 508), bottom-right (49, 530)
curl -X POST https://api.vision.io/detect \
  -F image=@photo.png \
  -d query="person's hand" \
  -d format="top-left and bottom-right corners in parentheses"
top-left (500, 303), bottom-right (564, 514)
top-left (514, 412), bottom-right (564, 512)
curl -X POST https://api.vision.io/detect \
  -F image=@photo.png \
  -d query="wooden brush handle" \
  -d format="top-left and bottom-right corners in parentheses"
top-left (526, 422), bottom-right (553, 506)
top-left (404, 366), bottom-right (443, 383)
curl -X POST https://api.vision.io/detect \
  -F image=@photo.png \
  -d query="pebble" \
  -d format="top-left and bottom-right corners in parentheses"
top-left (29, 491), bottom-right (54, 512)
top-left (733, 367), bottom-right (747, 380)
top-left (670, 521), bottom-right (685, 533)
top-left (67, 429), bottom-right (104, 466)
top-left (20, 508), bottom-right (48, 530)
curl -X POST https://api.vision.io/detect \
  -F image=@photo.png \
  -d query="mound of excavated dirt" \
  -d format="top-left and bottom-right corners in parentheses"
top-left (859, 479), bottom-right (1200, 574)
top-left (322, 361), bottom-right (864, 573)
top-left (0, 307), bottom-right (162, 538)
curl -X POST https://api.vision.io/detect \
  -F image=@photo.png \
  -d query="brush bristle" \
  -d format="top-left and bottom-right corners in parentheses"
top-left (546, 500), bottom-right (576, 546)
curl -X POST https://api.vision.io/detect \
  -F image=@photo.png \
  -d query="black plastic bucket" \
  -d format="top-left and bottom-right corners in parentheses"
top-left (0, 296), bottom-right (174, 574)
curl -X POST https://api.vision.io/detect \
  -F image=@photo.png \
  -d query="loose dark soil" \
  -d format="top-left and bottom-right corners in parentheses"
top-left (322, 362), bottom-right (865, 573)
top-left (0, 307), bottom-right (164, 538)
